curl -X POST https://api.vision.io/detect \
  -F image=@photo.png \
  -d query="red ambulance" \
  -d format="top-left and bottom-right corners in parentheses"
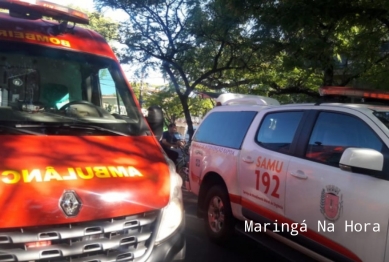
top-left (0, 1), bottom-right (185, 261)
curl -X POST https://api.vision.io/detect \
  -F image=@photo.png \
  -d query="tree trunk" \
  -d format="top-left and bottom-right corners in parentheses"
top-left (178, 93), bottom-right (194, 141)
top-left (323, 64), bottom-right (334, 86)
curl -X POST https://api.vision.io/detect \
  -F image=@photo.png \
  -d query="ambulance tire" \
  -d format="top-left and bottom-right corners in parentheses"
top-left (204, 185), bottom-right (235, 244)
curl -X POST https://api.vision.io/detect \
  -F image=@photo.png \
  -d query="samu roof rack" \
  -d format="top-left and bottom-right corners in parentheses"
top-left (216, 93), bottom-right (280, 106)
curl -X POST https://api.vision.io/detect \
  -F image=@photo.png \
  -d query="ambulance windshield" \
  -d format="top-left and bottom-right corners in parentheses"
top-left (0, 43), bottom-right (146, 136)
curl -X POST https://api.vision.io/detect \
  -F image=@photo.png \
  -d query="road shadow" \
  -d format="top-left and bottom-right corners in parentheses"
top-left (182, 189), bottom-right (295, 262)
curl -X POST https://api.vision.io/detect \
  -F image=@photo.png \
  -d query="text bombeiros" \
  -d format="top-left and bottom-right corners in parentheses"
top-left (244, 220), bottom-right (380, 236)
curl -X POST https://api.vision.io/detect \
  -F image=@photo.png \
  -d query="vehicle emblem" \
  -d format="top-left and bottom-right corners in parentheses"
top-left (12, 78), bottom-right (23, 86)
top-left (194, 150), bottom-right (203, 156)
top-left (320, 185), bottom-right (342, 221)
top-left (59, 190), bottom-right (82, 217)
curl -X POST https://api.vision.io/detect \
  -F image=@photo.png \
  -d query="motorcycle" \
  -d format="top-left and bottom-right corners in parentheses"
top-left (161, 132), bottom-right (190, 190)
top-left (175, 141), bottom-right (190, 190)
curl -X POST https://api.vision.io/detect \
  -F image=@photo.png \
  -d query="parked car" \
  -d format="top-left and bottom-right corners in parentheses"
top-left (188, 88), bottom-right (389, 262)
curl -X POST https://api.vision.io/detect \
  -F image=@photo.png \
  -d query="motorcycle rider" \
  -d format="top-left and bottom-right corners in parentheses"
top-left (160, 123), bottom-right (185, 164)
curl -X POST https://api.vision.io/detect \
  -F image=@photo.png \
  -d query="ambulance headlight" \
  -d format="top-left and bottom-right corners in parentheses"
top-left (155, 157), bottom-right (184, 243)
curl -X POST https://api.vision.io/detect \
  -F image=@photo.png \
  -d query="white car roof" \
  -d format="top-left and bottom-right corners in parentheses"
top-left (209, 101), bottom-right (389, 114)
top-left (209, 92), bottom-right (389, 115)
top-left (216, 93), bottom-right (280, 106)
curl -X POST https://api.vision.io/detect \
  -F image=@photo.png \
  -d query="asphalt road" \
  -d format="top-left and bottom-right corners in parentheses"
top-left (182, 189), bottom-right (316, 262)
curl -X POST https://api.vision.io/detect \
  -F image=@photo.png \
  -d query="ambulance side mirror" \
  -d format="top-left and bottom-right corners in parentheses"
top-left (145, 105), bottom-right (164, 141)
top-left (339, 148), bottom-right (383, 176)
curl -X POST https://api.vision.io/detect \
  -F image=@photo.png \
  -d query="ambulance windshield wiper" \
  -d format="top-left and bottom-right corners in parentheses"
top-left (56, 123), bottom-right (129, 136)
top-left (15, 123), bottom-right (128, 136)
top-left (0, 124), bottom-right (45, 135)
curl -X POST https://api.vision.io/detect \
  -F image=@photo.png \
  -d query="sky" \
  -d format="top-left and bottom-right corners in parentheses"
top-left (45, 0), bottom-right (128, 22)
top-left (47, 0), bottom-right (95, 11)
top-left (45, 0), bottom-right (165, 86)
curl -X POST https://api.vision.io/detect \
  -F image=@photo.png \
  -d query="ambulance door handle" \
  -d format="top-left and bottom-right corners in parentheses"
top-left (290, 170), bottom-right (307, 179)
top-left (242, 156), bottom-right (254, 164)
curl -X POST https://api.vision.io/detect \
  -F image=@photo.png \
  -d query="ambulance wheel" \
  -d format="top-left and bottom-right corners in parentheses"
top-left (204, 185), bottom-right (235, 244)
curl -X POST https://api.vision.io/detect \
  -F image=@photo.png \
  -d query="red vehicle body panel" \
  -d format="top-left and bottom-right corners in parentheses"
top-left (0, 135), bottom-right (170, 228)
top-left (0, 13), bottom-right (171, 228)
top-left (0, 13), bottom-right (117, 60)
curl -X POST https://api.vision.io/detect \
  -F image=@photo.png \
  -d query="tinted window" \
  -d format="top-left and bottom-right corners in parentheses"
top-left (256, 111), bottom-right (303, 154)
top-left (306, 112), bottom-right (384, 166)
top-left (193, 111), bottom-right (257, 149)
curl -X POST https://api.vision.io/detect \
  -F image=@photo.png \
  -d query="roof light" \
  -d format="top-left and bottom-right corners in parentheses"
top-left (216, 93), bottom-right (280, 106)
top-left (68, 9), bottom-right (89, 21)
top-left (319, 86), bottom-right (389, 100)
top-left (0, 0), bottom-right (89, 24)
top-left (38, 1), bottom-right (89, 22)
top-left (38, 1), bottom-right (68, 13)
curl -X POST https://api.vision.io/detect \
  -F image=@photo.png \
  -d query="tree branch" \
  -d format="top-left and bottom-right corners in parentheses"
top-left (341, 52), bottom-right (389, 86)
top-left (201, 79), bottom-right (252, 89)
top-left (268, 85), bottom-right (320, 98)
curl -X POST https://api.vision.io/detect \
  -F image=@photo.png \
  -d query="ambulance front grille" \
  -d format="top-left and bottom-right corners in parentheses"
top-left (0, 211), bottom-right (159, 262)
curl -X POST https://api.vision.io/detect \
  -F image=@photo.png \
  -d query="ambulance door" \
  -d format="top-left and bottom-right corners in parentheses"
top-left (285, 110), bottom-right (389, 262)
top-left (239, 110), bottom-right (305, 221)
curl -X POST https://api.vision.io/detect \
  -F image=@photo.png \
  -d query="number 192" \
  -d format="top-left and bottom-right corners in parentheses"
top-left (255, 170), bottom-right (280, 198)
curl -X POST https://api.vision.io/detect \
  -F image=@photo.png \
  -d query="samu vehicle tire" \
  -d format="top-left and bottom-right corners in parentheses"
top-left (204, 185), bottom-right (236, 244)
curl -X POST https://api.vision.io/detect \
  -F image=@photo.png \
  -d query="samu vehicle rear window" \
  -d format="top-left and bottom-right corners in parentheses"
top-left (193, 111), bottom-right (257, 149)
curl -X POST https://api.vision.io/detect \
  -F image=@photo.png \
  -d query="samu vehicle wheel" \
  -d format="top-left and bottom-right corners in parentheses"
top-left (204, 185), bottom-right (235, 244)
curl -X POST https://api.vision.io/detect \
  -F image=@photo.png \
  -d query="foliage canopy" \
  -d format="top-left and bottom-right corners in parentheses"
top-left (94, 0), bottom-right (389, 139)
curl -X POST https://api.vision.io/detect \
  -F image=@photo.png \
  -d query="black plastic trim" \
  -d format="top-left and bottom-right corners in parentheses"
top-left (293, 110), bottom-right (319, 158)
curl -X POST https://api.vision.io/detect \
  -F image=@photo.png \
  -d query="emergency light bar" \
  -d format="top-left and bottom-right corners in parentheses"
top-left (0, 0), bottom-right (89, 24)
top-left (319, 86), bottom-right (389, 101)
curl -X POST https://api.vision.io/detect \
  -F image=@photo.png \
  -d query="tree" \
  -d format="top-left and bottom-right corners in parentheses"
top-left (94, 0), bottom-right (260, 140)
top-left (216, 0), bottom-right (389, 97)
top-left (132, 83), bottom-right (213, 128)
top-left (67, 5), bottom-right (119, 42)
top-left (85, 12), bottom-right (119, 42)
